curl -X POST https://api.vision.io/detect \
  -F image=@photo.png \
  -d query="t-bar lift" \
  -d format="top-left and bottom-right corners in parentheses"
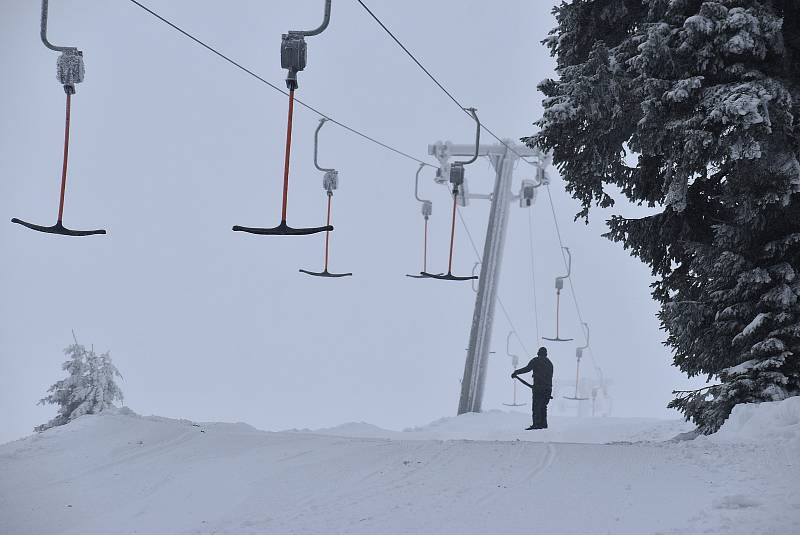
top-left (419, 108), bottom-right (481, 282)
top-left (544, 247), bottom-right (573, 342)
top-left (12, 0), bottom-right (106, 236)
top-left (564, 323), bottom-right (590, 401)
top-left (299, 118), bottom-right (352, 277)
top-left (233, 0), bottom-right (333, 236)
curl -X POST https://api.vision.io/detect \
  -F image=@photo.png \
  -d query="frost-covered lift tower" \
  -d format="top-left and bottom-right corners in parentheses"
top-left (428, 139), bottom-right (547, 414)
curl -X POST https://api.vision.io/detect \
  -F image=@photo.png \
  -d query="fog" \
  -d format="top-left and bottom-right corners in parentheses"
top-left (0, 0), bottom-right (701, 444)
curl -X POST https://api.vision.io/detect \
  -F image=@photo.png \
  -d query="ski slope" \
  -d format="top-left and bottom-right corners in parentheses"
top-left (1, 400), bottom-right (798, 535)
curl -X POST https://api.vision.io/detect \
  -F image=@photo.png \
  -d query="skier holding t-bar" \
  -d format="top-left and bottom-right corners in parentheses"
top-left (512, 346), bottom-right (554, 430)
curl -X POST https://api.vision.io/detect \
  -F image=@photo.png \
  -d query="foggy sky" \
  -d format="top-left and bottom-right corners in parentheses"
top-left (0, 0), bottom-right (703, 444)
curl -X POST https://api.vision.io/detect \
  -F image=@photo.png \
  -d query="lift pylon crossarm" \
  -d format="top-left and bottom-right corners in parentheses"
top-left (12, 1), bottom-right (104, 237)
top-left (282, 0), bottom-right (331, 89)
top-left (41, 0), bottom-right (76, 52)
top-left (419, 108), bottom-right (481, 282)
top-left (543, 246), bottom-right (573, 341)
top-left (290, 0), bottom-right (332, 37)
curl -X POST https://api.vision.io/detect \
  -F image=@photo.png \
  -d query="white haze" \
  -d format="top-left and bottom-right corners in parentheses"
top-left (0, 0), bottom-right (703, 444)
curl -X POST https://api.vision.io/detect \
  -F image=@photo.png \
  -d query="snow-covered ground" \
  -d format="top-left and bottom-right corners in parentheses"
top-left (1, 399), bottom-right (798, 535)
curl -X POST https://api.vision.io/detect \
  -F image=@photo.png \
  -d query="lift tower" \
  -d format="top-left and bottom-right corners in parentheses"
top-left (429, 140), bottom-right (548, 415)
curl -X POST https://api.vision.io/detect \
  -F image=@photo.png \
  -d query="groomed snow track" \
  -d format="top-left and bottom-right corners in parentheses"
top-left (1, 404), bottom-right (798, 535)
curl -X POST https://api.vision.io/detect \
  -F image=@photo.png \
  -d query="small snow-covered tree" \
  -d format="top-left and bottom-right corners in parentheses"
top-left (528, 0), bottom-right (800, 432)
top-left (36, 340), bottom-right (124, 432)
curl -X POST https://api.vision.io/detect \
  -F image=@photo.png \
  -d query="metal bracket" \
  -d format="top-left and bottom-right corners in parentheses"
top-left (555, 247), bottom-right (571, 290)
top-left (576, 323), bottom-right (589, 359)
top-left (41, 0), bottom-right (84, 94)
top-left (314, 118), bottom-right (338, 193)
top-left (281, 0), bottom-right (332, 89)
top-left (519, 179), bottom-right (537, 207)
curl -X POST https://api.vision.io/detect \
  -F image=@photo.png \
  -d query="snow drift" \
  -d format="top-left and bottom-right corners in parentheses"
top-left (711, 395), bottom-right (800, 444)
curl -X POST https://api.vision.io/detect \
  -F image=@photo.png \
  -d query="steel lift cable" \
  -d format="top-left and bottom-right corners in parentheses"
top-left (527, 208), bottom-right (541, 343)
top-left (543, 246), bottom-right (573, 342)
top-left (564, 323), bottom-right (591, 401)
top-left (419, 108), bottom-right (481, 282)
top-left (233, 0), bottom-right (335, 236)
top-left (407, 164), bottom-right (441, 279)
top-left (544, 184), bottom-right (603, 374)
top-left (125, 0), bottom-right (435, 170)
top-left (12, 0), bottom-right (106, 237)
top-left (353, 0), bottom-right (538, 168)
top-left (503, 331), bottom-right (527, 407)
top-left (300, 119), bottom-right (352, 277)
top-left (124, 0), bottom-right (533, 342)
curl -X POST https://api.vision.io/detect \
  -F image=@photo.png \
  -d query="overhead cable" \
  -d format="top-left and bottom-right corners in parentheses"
top-left (125, 0), bottom-right (435, 168)
top-left (353, 0), bottom-right (537, 167)
top-left (527, 208), bottom-right (541, 344)
top-left (544, 184), bottom-right (602, 371)
top-left (126, 0), bottom-right (537, 358)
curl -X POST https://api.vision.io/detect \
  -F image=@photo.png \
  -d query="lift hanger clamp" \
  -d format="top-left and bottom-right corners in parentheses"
top-left (281, 0), bottom-right (331, 89)
top-left (56, 50), bottom-right (84, 95)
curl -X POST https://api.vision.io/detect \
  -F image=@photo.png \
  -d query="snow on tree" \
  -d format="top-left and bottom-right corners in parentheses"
top-left (527, 0), bottom-right (799, 432)
top-left (35, 339), bottom-right (124, 432)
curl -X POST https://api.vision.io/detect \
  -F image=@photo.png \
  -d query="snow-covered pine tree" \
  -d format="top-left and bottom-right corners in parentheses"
top-left (35, 340), bottom-right (124, 432)
top-left (527, 0), bottom-right (800, 432)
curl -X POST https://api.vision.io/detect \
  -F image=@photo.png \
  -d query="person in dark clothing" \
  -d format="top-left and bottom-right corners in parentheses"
top-left (512, 346), bottom-right (554, 430)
